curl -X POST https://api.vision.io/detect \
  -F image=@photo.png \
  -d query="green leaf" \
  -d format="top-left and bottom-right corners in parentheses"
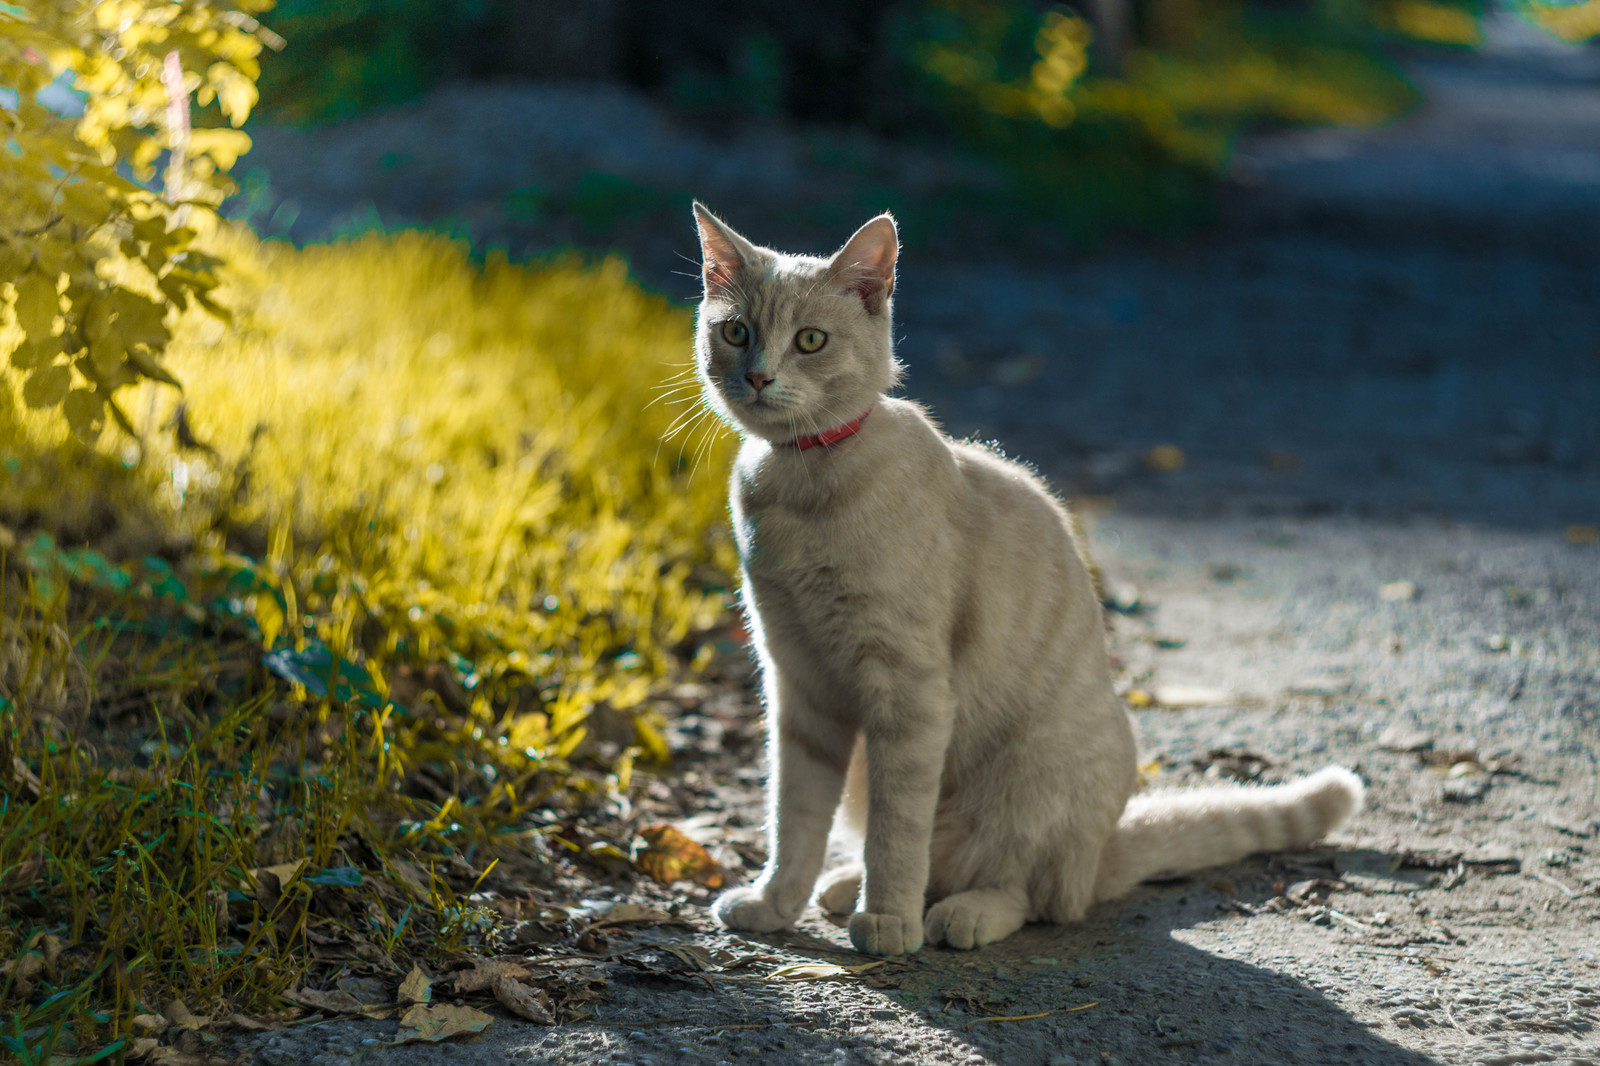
top-left (63, 388), bottom-right (105, 441)
top-left (12, 271), bottom-right (61, 338)
top-left (21, 362), bottom-right (70, 408)
top-left (107, 288), bottom-right (169, 345)
top-left (8, 336), bottom-right (57, 369)
top-left (126, 347), bottom-right (181, 388)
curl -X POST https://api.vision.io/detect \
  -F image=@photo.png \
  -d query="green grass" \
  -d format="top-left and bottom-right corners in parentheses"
top-left (0, 227), bottom-right (737, 1060)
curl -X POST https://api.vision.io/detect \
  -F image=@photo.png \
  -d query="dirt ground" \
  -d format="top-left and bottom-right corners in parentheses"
top-left (224, 12), bottom-right (1599, 1066)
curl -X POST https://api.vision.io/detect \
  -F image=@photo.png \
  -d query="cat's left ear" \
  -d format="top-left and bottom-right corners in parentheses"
top-left (828, 214), bottom-right (898, 315)
top-left (693, 202), bottom-right (758, 300)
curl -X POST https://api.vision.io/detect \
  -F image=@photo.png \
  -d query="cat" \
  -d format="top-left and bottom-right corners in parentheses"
top-left (689, 203), bottom-right (1363, 956)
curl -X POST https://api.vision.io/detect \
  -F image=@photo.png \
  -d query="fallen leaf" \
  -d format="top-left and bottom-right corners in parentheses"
top-left (491, 975), bottom-right (555, 1024)
top-left (226, 1014), bottom-right (276, 1031)
top-left (1125, 688), bottom-right (1153, 708)
top-left (284, 987), bottom-right (365, 1015)
top-left (765, 961), bottom-right (885, 982)
top-left (251, 859), bottom-right (307, 890)
top-left (579, 901), bottom-right (681, 930)
top-left (129, 1037), bottom-right (160, 1060)
top-left (162, 1000), bottom-right (210, 1031)
top-left (131, 1014), bottom-right (168, 1034)
top-left (336, 975), bottom-right (391, 1005)
top-left (452, 958), bottom-right (531, 994)
top-left (1150, 683), bottom-right (1230, 708)
top-left (398, 964), bottom-right (433, 1005)
top-left (1379, 580), bottom-right (1416, 602)
top-left (635, 823), bottom-right (726, 889)
top-left (391, 1003), bottom-right (492, 1044)
top-left (1566, 525), bottom-right (1598, 545)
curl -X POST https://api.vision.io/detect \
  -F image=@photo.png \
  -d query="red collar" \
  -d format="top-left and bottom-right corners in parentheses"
top-left (784, 408), bottom-right (872, 451)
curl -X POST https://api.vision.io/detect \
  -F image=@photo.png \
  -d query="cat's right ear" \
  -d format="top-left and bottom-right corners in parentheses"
top-left (828, 214), bottom-right (898, 316)
top-left (693, 202), bottom-right (756, 300)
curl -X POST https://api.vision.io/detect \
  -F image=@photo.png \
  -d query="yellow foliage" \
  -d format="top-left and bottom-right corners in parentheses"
top-left (1517, 0), bottom-right (1600, 42)
top-left (1382, 0), bottom-right (1485, 45)
top-left (2, 225), bottom-right (738, 762)
top-left (1, 0), bottom-right (278, 440)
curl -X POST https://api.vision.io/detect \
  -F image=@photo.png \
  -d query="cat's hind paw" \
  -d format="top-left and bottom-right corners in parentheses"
top-left (923, 889), bottom-right (1027, 950)
top-left (816, 864), bottom-right (863, 915)
top-left (711, 886), bottom-right (798, 932)
top-left (848, 910), bottom-right (924, 956)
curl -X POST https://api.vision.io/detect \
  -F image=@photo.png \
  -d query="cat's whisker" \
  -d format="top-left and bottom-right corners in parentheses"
top-left (687, 412), bottom-right (725, 482)
top-left (661, 401), bottom-right (714, 442)
top-left (669, 405), bottom-right (716, 470)
top-left (644, 384), bottom-right (704, 411)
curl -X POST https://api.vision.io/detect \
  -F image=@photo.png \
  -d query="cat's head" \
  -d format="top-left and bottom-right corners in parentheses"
top-left (692, 204), bottom-right (900, 444)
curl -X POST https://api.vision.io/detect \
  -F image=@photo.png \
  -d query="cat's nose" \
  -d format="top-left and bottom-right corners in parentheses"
top-left (746, 368), bottom-right (774, 392)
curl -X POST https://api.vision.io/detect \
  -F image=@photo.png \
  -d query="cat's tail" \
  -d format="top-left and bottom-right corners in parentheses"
top-left (1093, 766), bottom-right (1364, 901)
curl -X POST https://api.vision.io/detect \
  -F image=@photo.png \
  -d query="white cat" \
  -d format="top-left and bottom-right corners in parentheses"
top-left (690, 204), bottom-right (1363, 956)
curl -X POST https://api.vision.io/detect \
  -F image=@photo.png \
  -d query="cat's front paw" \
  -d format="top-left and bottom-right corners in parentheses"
top-left (711, 886), bottom-right (798, 933)
top-left (848, 910), bottom-right (924, 956)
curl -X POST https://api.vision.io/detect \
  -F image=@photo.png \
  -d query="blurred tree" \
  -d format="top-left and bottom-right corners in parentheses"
top-left (1, 1), bottom-right (278, 442)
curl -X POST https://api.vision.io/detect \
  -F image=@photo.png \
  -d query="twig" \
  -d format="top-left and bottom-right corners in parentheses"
top-left (1526, 870), bottom-right (1578, 898)
top-left (962, 1001), bottom-right (1099, 1031)
top-left (1327, 908), bottom-right (1376, 932)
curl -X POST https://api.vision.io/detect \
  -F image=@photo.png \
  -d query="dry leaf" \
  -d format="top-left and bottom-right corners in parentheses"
top-left (391, 1003), bottom-right (492, 1044)
top-left (147, 1050), bottom-right (210, 1065)
top-left (130, 1014), bottom-right (168, 1034)
top-left (581, 902), bottom-right (680, 929)
top-left (1566, 525), bottom-right (1598, 545)
top-left (453, 958), bottom-right (531, 994)
top-left (129, 1037), bottom-right (160, 1060)
top-left (284, 987), bottom-right (365, 1015)
top-left (765, 961), bottom-right (885, 982)
top-left (492, 975), bottom-right (555, 1024)
top-left (398, 964), bottom-right (433, 1005)
top-left (226, 1014), bottom-right (275, 1031)
top-left (251, 859), bottom-right (307, 890)
top-left (162, 1000), bottom-right (210, 1031)
top-left (635, 823), bottom-right (726, 889)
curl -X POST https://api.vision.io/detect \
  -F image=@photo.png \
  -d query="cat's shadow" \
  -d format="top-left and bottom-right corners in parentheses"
top-left (755, 847), bottom-right (1443, 1065)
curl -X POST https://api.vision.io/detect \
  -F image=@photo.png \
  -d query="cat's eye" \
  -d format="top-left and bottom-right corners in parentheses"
top-left (721, 320), bottom-right (749, 347)
top-left (795, 327), bottom-right (827, 353)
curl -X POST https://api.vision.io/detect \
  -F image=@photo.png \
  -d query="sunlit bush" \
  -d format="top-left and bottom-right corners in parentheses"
top-left (1, 0), bottom-right (279, 439)
top-left (0, 228), bottom-right (737, 1053)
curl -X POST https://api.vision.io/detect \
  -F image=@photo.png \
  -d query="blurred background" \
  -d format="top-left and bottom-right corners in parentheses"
top-left (233, 0), bottom-right (1600, 529)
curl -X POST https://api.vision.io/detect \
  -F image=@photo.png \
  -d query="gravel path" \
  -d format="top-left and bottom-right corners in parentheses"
top-left (229, 14), bottom-right (1599, 1065)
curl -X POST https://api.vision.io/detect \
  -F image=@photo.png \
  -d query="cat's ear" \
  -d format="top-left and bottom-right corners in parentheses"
top-left (693, 202), bottom-right (756, 300)
top-left (828, 214), bottom-right (898, 315)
